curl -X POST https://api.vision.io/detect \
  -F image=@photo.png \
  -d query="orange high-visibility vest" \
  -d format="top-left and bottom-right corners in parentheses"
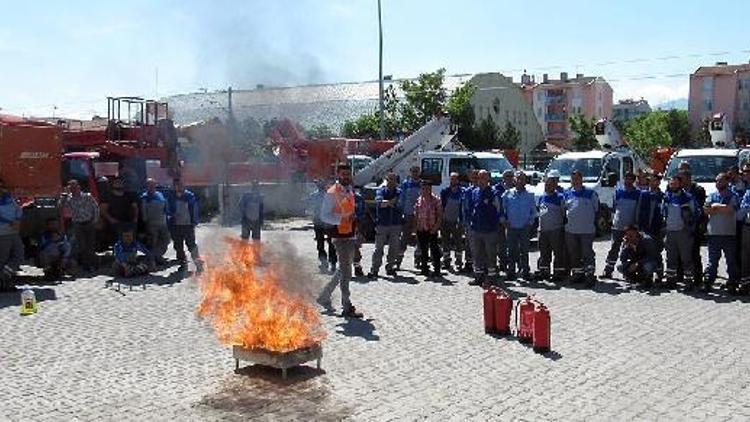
top-left (328, 183), bottom-right (355, 236)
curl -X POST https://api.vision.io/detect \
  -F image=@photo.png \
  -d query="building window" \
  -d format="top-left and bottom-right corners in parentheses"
top-left (702, 77), bottom-right (714, 94)
top-left (493, 98), bottom-right (500, 114)
top-left (704, 99), bottom-right (713, 111)
top-left (505, 110), bottom-right (509, 121)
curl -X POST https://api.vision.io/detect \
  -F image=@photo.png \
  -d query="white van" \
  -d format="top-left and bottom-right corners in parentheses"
top-left (527, 147), bottom-right (646, 233)
top-left (419, 151), bottom-right (515, 195)
top-left (660, 148), bottom-right (748, 196)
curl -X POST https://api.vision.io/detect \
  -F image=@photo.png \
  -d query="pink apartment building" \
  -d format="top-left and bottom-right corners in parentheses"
top-left (688, 62), bottom-right (750, 139)
top-left (520, 72), bottom-right (613, 147)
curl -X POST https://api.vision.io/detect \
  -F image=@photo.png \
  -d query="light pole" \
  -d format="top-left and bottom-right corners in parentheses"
top-left (378, 0), bottom-right (385, 140)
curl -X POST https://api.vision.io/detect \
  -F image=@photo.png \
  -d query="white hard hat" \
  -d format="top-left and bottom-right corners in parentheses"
top-left (547, 170), bottom-right (561, 179)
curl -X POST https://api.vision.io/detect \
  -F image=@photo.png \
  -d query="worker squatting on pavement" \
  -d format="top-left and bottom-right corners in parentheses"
top-left (317, 164), bottom-right (364, 319)
top-left (617, 225), bottom-right (662, 287)
top-left (112, 229), bottom-right (155, 278)
top-left (602, 172), bottom-right (640, 278)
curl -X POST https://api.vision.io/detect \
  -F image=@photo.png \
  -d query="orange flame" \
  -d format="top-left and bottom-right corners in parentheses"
top-left (197, 238), bottom-right (326, 352)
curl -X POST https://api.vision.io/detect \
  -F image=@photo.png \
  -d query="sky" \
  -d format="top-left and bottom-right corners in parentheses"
top-left (2, 0), bottom-right (749, 118)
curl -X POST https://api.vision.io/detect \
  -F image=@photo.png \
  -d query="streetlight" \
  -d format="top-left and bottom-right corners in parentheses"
top-left (378, 0), bottom-right (385, 140)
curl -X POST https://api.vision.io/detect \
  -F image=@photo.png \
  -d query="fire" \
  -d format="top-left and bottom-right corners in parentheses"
top-left (197, 238), bottom-right (327, 352)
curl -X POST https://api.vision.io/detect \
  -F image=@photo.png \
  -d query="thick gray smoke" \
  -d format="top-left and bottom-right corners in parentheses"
top-left (190, 3), bottom-right (330, 88)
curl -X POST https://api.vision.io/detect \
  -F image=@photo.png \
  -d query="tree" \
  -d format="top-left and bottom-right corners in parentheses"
top-left (568, 115), bottom-right (598, 151)
top-left (695, 118), bottom-right (712, 147)
top-left (446, 82), bottom-right (477, 145)
top-left (664, 109), bottom-right (691, 148)
top-left (341, 113), bottom-right (381, 138)
top-left (305, 123), bottom-right (335, 139)
top-left (399, 68), bottom-right (447, 132)
top-left (473, 114), bottom-right (499, 148)
top-left (624, 111), bottom-right (672, 158)
top-left (497, 121), bottom-right (521, 149)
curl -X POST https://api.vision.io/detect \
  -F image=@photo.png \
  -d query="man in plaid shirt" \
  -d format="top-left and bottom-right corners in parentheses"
top-left (414, 180), bottom-right (442, 276)
top-left (60, 180), bottom-right (100, 271)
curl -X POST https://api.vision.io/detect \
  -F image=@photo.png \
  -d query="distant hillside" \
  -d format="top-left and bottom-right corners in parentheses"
top-left (655, 98), bottom-right (688, 110)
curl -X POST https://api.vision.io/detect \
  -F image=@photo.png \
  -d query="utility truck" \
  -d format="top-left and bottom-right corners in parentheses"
top-left (660, 113), bottom-right (748, 195)
top-left (528, 118), bottom-right (646, 234)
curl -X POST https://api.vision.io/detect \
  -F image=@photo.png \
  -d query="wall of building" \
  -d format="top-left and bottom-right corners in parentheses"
top-left (468, 73), bottom-right (544, 153)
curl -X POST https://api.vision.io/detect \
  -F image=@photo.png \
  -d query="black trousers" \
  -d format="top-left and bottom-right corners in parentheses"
top-left (170, 225), bottom-right (200, 263)
top-left (314, 224), bottom-right (336, 266)
top-left (416, 231), bottom-right (441, 272)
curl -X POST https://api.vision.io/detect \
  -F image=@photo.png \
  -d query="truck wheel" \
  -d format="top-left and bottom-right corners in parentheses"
top-left (596, 206), bottom-right (611, 237)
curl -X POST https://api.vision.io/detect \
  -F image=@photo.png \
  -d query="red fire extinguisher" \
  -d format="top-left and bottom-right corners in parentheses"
top-left (532, 301), bottom-right (551, 354)
top-left (493, 289), bottom-right (513, 336)
top-left (483, 287), bottom-right (497, 334)
top-left (515, 296), bottom-right (535, 343)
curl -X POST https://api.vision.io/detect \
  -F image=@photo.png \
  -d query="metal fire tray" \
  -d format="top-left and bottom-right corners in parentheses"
top-left (232, 344), bottom-right (323, 379)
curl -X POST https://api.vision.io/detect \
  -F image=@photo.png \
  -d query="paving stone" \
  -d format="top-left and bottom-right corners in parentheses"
top-left (1, 220), bottom-right (748, 420)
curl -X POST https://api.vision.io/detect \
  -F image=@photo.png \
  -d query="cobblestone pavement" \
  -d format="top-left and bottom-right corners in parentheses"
top-left (1, 220), bottom-right (749, 421)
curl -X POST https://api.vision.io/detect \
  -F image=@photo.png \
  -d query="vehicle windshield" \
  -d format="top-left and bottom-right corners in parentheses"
top-left (449, 157), bottom-right (513, 184)
top-left (546, 158), bottom-right (603, 182)
top-left (349, 157), bottom-right (373, 175)
top-left (62, 159), bottom-right (92, 192)
top-left (664, 156), bottom-right (738, 183)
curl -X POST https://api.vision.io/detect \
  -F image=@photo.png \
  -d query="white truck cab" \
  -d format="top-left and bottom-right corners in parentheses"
top-left (660, 148), bottom-right (744, 196)
top-left (528, 147), bottom-right (645, 233)
top-left (419, 151), bottom-right (515, 195)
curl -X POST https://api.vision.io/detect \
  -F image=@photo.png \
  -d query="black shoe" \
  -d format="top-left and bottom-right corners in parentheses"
top-left (468, 277), bottom-right (483, 286)
top-left (726, 281), bottom-right (738, 295)
top-left (599, 270), bottom-right (613, 280)
top-left (585, 275), bottom-right (597, 288)
top-left (420, 268), bottom-right (430, 276)
top-left (385, 268), bottom-right (397, 276)
top-left (354, 267), bottom-right (364, 277)
top-left (366, 271), bottom-right (378, 279)
top-left (342, 306), bottom-right (363, 318)
top-left (432, 270), bottom-right (442, 277)
top-left (461, 264), bottom-right (473, 274)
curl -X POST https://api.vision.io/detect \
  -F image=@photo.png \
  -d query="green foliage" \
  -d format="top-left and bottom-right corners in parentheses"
top-left (342, 68), bottom-right (450, 139)
top-left (305, 123), bottom-right (335, 139)
top-left (400, 68), bottom-right (447, 132)
top-left (342, 113), bottom-right (381, 138)
top-left (498, 121), bottom-right (521, 149)
top-left (446, 82), bottom-right (477, 146)
top-left (664, 109), bottom-right (691, 147)
top-left (568, 115), bottom-right (598, 151)
top-left (473, 114), bottom-right (499, 148)
top-left (239, 116), bottom-right (265, 141)
top-left (624, 111), bottom-right (672, 158)
top-left (695, 118), bottom-right (712, 146)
